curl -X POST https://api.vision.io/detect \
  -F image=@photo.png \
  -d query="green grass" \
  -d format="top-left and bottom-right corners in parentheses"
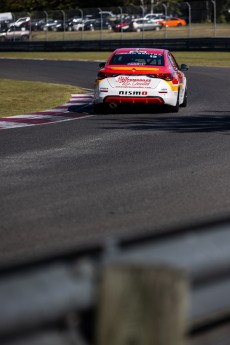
top-left (0, 51), bottom-right (229, 118)
top-left (0, 79), bottom-right (85, 117)
top-left (1, 51), bottom-right (230, 66)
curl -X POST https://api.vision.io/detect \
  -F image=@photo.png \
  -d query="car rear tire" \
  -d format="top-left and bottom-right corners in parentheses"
top-left (169, 92), bottom-right (180, 113)
top-left (21, 35), bottom-right (29, 41)
top-left (93, 103), bottom-right (107, 114)
top-left (180, 88), bottom-right (187, 107)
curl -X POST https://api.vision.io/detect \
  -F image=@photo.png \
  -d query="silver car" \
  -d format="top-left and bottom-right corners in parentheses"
top-left (129, 18), bottom-right (163, 32)
top-left (0, 26), bottom-right (30, 41)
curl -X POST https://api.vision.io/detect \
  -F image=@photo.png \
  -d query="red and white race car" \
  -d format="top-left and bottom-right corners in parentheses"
top-left (94, 47), bottom-right (188, 113)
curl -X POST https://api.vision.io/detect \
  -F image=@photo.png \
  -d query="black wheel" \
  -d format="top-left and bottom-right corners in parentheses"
top-left (177, 23), bottom-right (182, 27)
top-left (169, 91), bottom-right (180, 113)
top-left (0, 36), bottom-right (6, 42)
top-left (21, 35), bottom-right (29, 41)
top-left (93, 103), bottom-right (107, 114)
top-left (180, 88), bottom-right (187, 107)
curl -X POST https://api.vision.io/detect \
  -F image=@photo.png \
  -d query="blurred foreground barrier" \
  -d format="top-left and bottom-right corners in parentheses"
top-left (2, 219), bottom-right (230, 344)
top-left (97, 264), bottom-right (188, 345)
top-left (0, 37), bottom-right (230, 52)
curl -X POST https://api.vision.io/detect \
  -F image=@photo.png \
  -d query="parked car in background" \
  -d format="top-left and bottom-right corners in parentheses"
top-left (98, 11), bottom-right (116, 21)
top-left (43, 19), bottom-right (57, 31)
top-left (9, 17), bottom-right (30, 29)
top-left (30, 19), bottom-right (46, 31)
top-left (73, 18), bottom-right (112, 31)
top-left (66, 17), bottom-right (82, 31)
top-left (0, 26), bottom-right (30, 41)
top-left (51, 20), bottom-right (68, 31)
top-left (111, 18), bottom-right (132, 32)
top-left (84, 18), bottom-right (112, 31)
top-left (129, 18), bottom-right (163, 32)
top-left (0, 20), bottom-right (11, 32)
top-left (159, 17), bottom-right (187, 27)
top-left (73, 19), bottom-right (92, 31)
top-left (144, 13), bottom-right (165, 22)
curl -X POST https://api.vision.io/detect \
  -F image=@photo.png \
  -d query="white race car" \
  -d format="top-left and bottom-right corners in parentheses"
top-left (94, 47), bottom-right (188, 113)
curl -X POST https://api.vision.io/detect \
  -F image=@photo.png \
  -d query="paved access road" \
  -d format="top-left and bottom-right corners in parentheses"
top-left (0, 59), bottom-right (230, 267)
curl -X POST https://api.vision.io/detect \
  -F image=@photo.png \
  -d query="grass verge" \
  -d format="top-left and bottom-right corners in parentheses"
top-left (0, 79), bottom-right (85, 118)
top-left (1, 51), bottom-right (230, 66)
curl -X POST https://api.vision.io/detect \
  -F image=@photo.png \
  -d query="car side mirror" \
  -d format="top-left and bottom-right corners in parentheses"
top-left (180, 63), bottom-right (189, 71)
top-left (99, 62), bottom-right (106, 68)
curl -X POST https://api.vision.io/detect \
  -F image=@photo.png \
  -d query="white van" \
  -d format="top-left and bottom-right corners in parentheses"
top-left (0, 12), bottom-right (13, 21)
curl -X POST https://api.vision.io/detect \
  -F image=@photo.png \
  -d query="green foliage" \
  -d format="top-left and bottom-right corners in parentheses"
top-left (0, 0), bottom-right (125, 11)
top-left (155, 0), bottom-right (184, 16)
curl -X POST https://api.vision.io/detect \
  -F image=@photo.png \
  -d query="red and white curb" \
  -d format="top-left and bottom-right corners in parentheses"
top-left (0, 94), bottom-right (94, 130)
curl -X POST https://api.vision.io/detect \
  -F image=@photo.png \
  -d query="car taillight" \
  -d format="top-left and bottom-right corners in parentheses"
top-left (97, 71), bottom-right (119, 80)
top-left (149, 73), bottom-right (179, 84)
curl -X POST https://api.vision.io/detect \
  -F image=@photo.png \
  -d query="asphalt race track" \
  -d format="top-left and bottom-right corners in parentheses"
top-left (0, 59), bottom-right (230, 267)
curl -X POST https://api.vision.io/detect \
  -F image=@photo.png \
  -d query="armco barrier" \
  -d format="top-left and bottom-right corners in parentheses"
top-left (0, 37), bottom-right (230, 52)
top-left (2, 218), bottom-right (230, 344)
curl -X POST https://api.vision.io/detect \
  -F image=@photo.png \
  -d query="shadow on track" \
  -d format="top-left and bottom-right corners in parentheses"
top-left (97, 111), bottom-right (230, 134)
top-left (68, 103), bottom-right (230, 134)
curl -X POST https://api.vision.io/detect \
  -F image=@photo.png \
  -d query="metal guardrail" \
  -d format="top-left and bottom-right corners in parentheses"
top-left (2, 218), bottom-right (230, 344)
top-left (0, 37), bottom-right (230, 52)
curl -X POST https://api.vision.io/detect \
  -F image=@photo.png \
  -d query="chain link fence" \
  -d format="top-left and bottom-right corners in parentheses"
top-left (0, 1), bottom-right (229, 42)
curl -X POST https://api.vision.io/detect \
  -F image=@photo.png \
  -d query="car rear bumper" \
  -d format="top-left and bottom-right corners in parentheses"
top-left (103, 96), bottom-right (164, 105)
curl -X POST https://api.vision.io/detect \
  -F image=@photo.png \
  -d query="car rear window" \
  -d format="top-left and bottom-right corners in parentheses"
top-left (109, 53), bottom-right (164, 66)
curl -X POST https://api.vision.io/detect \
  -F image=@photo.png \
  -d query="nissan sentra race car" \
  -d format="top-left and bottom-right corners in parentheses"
top-left (93, 47), bottom-right (188, 113)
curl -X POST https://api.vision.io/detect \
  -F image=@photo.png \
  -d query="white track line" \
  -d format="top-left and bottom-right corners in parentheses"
top-left (0, 94), bottom-right (94, 130)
